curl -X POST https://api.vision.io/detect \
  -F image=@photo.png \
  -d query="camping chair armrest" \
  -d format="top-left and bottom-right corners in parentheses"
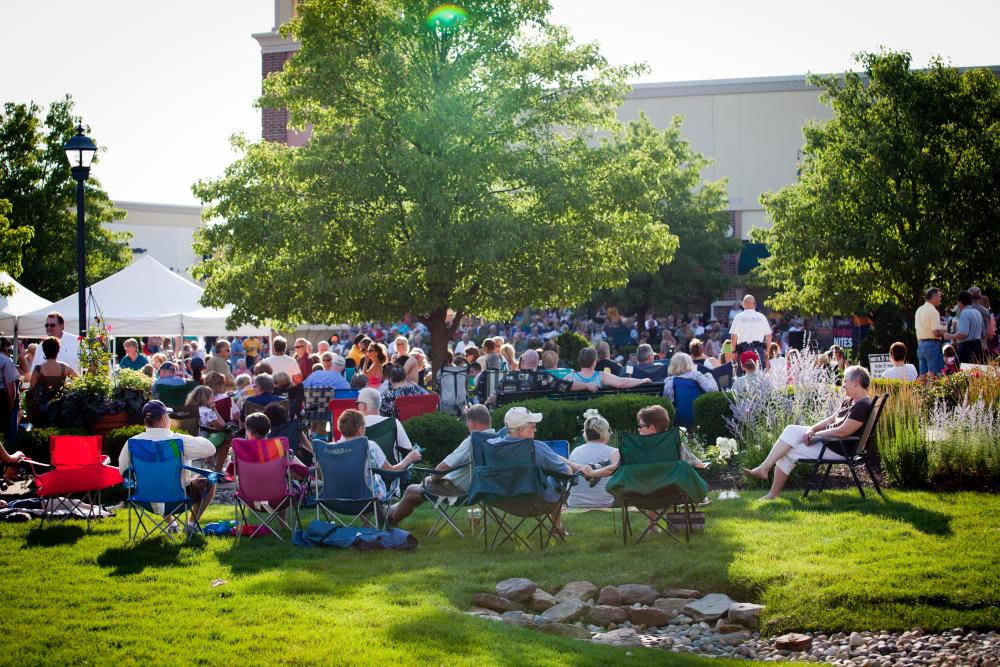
top-left (411, 463), bottom-right (468, 476)
top-left (371, 466), bottom-right (412, 481)
top-left (181, 465), bottom-right (222, 485)
top-left (548, 469), bottom-right (582, 488)
top-left (811, 436), bottom-right (860, 457)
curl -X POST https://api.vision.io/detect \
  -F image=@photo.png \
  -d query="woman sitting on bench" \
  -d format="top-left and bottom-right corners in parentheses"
top-left (743, 365), bottom-right (872, 500)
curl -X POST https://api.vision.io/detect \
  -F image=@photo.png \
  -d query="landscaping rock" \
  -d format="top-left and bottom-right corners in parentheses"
top-left (617, 584), bottom-right (659, 605)
top-left (501, 611), bottom-right (526, 621)
top-left (472, 593), bottom-right (524, 613)
top-left (502, 617), bottom-right (539, 631)
top-left (716, 631), bottom-right (752, 646)
top-left (653, 597), bottom-right (690, 612)
top-left (727, 602), bottom-right (764, 629)
top-left (587, 605), bottom-right (628, 626)
top-left (540, 598), bottom-right (588, 624)
top-left (628, 606), bottom-right (672, 628)
top-left (538, 621), bottom-right (591, 640)
top-left (525, 588), bottom-right (556, 612)
top-left (596, 585), bottom-right (621, 606)
top-left (774, 633), bottom-right (813, 651)
top-left (495, 578), bottom-right (537, 602)
top-left (554, 581), bottom-right (598, 602)
top-left (661, 588), bottom-right (700, 598)
top-left (715, 620), bottom-right (750, 634)
top-left (466, 607), bottom-right (501, 619)
top-left (592, 627), bottom-right (641, 646)
top-left (683, 593), bottom-right (734, 622)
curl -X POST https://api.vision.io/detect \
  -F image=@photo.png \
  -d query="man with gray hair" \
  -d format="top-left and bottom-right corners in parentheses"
top-left (968, 287), bottom-right (991, 352)
top-left (628, 343), bottom-right (669, 382)
top-left (386, 404), bottom-right (496, 525)
top-left (594, 340), bottom-right (622, 376)
top-left (355, 387), bottom-right (414, 451)
top-left (302, 353), bottom-right (350, 390)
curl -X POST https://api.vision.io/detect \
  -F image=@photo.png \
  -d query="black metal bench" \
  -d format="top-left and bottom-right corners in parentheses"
top-left (495, 383), bottom-right (665, 407)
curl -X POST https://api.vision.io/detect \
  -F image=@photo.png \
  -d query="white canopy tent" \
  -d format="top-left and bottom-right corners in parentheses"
top-left (0, 272), bottom-right (53, 336)
top-left (15, 255), bottom-right (269, 337)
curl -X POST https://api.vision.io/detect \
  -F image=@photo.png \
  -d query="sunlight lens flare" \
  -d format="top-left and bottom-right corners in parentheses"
top-left (425, 4), bottom-right (468, 31)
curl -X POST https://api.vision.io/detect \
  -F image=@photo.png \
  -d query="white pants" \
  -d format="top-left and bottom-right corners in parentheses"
top-left (774, 425), bottom-right (845, 475)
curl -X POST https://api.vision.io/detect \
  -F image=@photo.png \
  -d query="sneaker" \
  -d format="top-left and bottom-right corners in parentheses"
top-left (166, 520), bottom-right (181, 535)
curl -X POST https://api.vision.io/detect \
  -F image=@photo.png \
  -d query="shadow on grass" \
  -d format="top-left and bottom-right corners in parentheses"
top-left (23, 524), bottom-right (87, 548)
top-left (775, 493), bottom-right (952, 536)
top-left (97, 539), bottom-right (195, 576)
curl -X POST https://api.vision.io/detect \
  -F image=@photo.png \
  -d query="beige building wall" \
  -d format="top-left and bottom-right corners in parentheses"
top-left (620, 78), bottom-right (834, 239)
top-left (105, 201), bottom-right (204, 279)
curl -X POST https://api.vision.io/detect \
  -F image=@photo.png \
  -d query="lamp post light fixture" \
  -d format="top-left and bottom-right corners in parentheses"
top-left (64, 125), bottom-right (97, 337)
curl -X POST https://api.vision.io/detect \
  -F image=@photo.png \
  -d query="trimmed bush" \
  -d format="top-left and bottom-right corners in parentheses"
top-left (15, 426), bottom-right (88, 463)
top-left (555, 332), bottom-right (590, 370)
top-left (402, 412), bottom-right (469, 464)
top-left (104, 425), bottom-right (147, 465)
top-left (493, 394), bottom-right (676, 443)
top-left (693, 392), bottom-right (733, 444)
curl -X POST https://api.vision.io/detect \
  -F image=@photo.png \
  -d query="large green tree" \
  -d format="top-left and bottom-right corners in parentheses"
top-left (0, 97), bottom-right (131, 301)
top-left (592, 116), bottom-right (734, 325)
top-left (194, 0), bottom-right (694, 371)
top-left (756, 51), bottom-right (1000, 316)
top-left (0, 198), bottom-right (33, 297)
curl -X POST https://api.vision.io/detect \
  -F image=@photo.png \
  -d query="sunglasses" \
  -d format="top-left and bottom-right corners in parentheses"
top-left (637, 422), bottom-right (650, 429)
top-left (44, 323), bottom-right (58, 329)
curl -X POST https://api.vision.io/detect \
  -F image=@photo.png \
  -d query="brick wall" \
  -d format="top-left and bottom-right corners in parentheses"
top-left (262, 52), bottom-right (291, 143)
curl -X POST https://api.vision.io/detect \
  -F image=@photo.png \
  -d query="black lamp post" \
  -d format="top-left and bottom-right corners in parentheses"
top-left (63, 125), bottom-right (97, 337)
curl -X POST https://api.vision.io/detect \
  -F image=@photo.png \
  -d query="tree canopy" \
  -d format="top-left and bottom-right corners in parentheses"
top-left (0, 97), bottom-right (131, 301)
top-left (0, 198), bottom-right (33, 297)
top-left (592, 116), bottom-right (734, 324)
top-left (193, 0), bottom-right (706, 370)
top-left (755, 51), bottom-right (1000, 316)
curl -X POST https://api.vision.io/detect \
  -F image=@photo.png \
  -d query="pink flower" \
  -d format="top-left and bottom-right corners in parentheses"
top-left (78, 336), bottom-right (84, 341)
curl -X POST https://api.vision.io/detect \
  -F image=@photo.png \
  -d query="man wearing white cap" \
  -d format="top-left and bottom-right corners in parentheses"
top-left (494, 406), bottom-right (586, 535)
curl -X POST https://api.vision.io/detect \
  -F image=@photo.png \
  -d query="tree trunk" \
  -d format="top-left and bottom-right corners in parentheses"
top-left (423, 307), bottom-right (454, 381)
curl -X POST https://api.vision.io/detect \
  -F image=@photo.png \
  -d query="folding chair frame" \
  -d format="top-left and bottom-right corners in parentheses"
top-left (620, 495), bottom-right (694, 546)
top-left (480, 499), bottom-right (567, 551)
top-left (39, 489), bottom-right (104, 529)
top-left (412, 463), bottom-right (476, 538)
top-left (233, 452), bottom-right (302, 543)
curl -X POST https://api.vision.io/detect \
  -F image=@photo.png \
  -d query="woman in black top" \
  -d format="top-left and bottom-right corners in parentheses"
top-left (743, 365), bottom-right (873, 500)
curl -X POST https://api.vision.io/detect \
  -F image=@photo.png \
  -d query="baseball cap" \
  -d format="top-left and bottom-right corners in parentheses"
top-left (159, 361), bottom-right (176, 372)
top-left (740, 351), bottom-right (759, 366)
top-left (331, 354), bottom-right (346, 367)
top-left (189, 357), bottom-right (205, 370)
top-left (142, 400), bottom-right (173, 421)
top-left (504, 407), bottom-right (543, 429)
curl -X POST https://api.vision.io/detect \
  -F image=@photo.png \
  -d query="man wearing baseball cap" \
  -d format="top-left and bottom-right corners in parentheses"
top-left (151, 361), bottom-right (186, 399)
top-left (302, 353), bottom-right (351, 390)
top-left (117, 400), bottom-right (218, 531)
top-left (493, 406), bottom-right (587, 536)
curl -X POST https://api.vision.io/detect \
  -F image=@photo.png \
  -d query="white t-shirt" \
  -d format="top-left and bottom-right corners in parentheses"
top-left (263, 354), bottom-right (301, 379)
top-left (881, 364), bottom-right (918, 382)
top-left (29, 332), bottom-right (80, 374)
top-left (567, 442), bottom-right (617, 508)
top-left (729, 310), bottom-right (772, 345)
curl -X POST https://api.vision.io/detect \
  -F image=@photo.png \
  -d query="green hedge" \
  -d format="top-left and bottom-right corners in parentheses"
top-left (403, 412), bottom-right (470, 464)
top-left (104, 425), bottom-right (147, 465)
top-left (493, 395), bottom-right (676, 443)
top-left (693, 392), bottom-right (733, 444)
top-left (555, 332), bottom-right (590, 370)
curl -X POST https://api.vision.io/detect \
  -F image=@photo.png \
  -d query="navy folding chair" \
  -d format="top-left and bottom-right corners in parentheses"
top-left (672, 377), bottom-right (704, 430)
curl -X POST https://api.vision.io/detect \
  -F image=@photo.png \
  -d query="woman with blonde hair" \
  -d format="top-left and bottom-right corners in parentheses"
top-left (661, 352), bottom-right (718, 402)
top-left (499, 343), bottom-right (518, 371)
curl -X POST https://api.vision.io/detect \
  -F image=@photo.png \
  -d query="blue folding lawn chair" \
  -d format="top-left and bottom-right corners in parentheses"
top-left (672, 377), bottom-right (704, 430)
top-left (312, 438), bottom-right (410, 533)
top-left (124, 438), bottom-right (220, 542)
top-left (543, 440), bottom-right (570, 459)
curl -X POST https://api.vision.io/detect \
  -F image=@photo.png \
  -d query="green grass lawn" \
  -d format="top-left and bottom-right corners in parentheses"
top-left (1, 489), bottom-right (998, 666)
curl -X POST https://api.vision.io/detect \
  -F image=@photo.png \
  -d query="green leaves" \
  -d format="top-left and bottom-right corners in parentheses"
top-left (0, 97), bottom-right (131, 301)
top-left (194, 0), bottom-right (711, 368)
top-left (757, 51), bottom-right (1000, 315)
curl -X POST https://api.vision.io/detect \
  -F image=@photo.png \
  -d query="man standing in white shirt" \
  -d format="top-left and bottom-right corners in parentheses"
top-left (914, 287), bottom-right (945, 375)
top-left (29, 311), bottom-right (80, 374)
top-left (729, 295), bottom-right (772, 372)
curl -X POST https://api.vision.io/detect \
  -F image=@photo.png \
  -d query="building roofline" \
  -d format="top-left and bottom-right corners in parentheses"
top-left (627, 66), bottom-right (1000, 99)
top-left (115, 200), bottom-right (203, 215)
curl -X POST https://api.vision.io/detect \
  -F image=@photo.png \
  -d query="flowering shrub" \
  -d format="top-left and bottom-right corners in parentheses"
top-left (725, 348), bottom-right (842, 475)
